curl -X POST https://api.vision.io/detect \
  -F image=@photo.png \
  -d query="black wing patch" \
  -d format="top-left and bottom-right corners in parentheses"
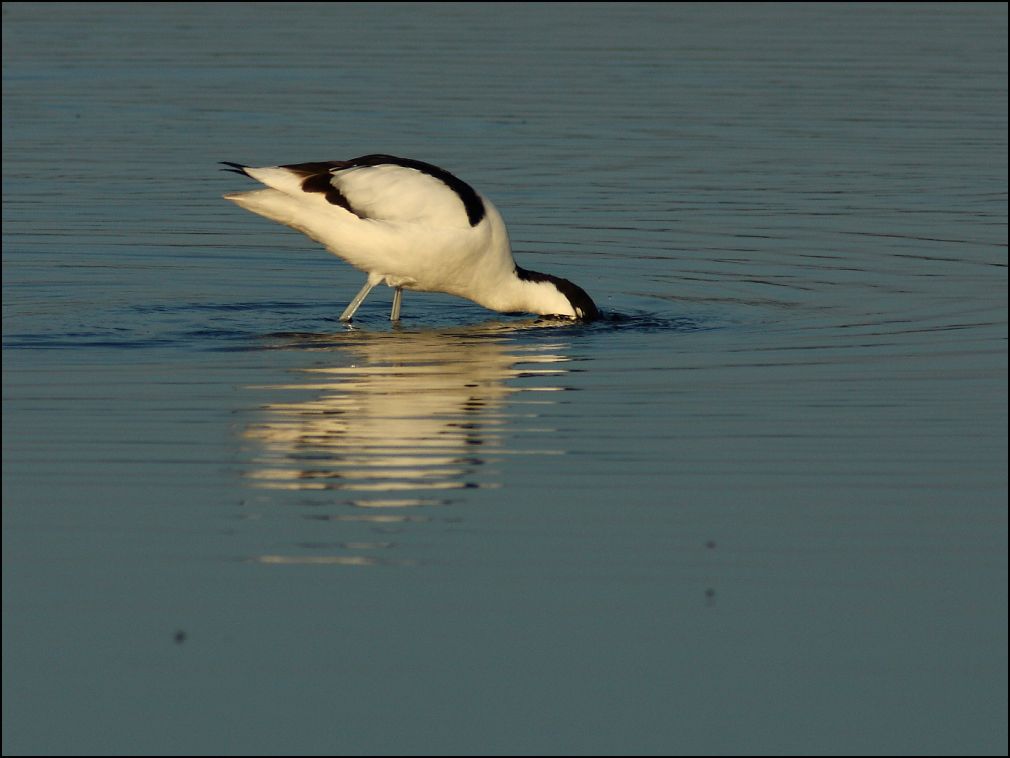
top-left (297, 169), bottom-right (367, 218)
top-left (279, 161), bottom-right (345, 177)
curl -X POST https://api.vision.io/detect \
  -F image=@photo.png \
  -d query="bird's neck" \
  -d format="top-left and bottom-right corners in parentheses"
top-left (452, 200), bottom-right (593, 318)
top-left (471, 267), bottom-right (579, 318)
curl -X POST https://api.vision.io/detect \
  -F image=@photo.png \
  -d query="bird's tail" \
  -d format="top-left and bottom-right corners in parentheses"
top-left (219, 161), bottom-right (252, 177)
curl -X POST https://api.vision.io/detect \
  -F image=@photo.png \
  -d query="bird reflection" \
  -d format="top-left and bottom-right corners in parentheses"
top-left (243, 323), bottom-right (572, 534)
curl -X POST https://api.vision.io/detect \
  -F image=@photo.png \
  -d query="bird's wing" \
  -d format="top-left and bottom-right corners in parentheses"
top-left (234, 155), bottom-right (486, 230)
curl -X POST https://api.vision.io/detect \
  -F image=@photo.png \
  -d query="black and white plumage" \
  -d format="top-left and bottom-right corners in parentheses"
top-left (221, 154), bottom-right (598, 322)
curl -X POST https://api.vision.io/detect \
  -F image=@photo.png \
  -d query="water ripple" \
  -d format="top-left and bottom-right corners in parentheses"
top-left (2, 303), bottom-right (721, 352)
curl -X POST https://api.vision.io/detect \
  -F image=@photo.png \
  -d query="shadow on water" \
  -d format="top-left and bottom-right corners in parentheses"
top-left (1, 301), bottom-right (719, 569)
top-left (240, 326), bottom-right (576, 566)
top-left (233, 308), bottom-right (717, 567)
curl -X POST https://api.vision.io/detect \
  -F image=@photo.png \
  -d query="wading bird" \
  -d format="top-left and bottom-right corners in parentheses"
top-left (222, 154), bottom-right (598, 322)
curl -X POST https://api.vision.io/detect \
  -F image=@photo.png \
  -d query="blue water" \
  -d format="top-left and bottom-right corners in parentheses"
top-left (3, 3), bottom-right (1007, 755)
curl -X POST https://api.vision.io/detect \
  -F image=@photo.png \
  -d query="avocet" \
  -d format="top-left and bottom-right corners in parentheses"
top-left (222, 154), bottom-right (598, 322)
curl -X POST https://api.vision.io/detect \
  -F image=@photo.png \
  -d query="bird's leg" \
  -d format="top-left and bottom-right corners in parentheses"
top-left (390, 287), bottom-right (403, 321)
top-left (340, 278), bottom-right (377, 321)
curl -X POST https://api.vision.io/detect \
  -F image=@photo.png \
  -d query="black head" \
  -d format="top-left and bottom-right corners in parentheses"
top-left (516, 267), bottom-right (599, 321)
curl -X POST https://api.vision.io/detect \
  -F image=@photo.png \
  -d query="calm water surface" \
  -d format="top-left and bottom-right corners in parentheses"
top-left (3, 3), bottom-right (1007, 755)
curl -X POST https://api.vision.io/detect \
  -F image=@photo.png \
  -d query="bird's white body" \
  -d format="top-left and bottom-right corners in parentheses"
top-left (222, 155), bottom-right (597, 321)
